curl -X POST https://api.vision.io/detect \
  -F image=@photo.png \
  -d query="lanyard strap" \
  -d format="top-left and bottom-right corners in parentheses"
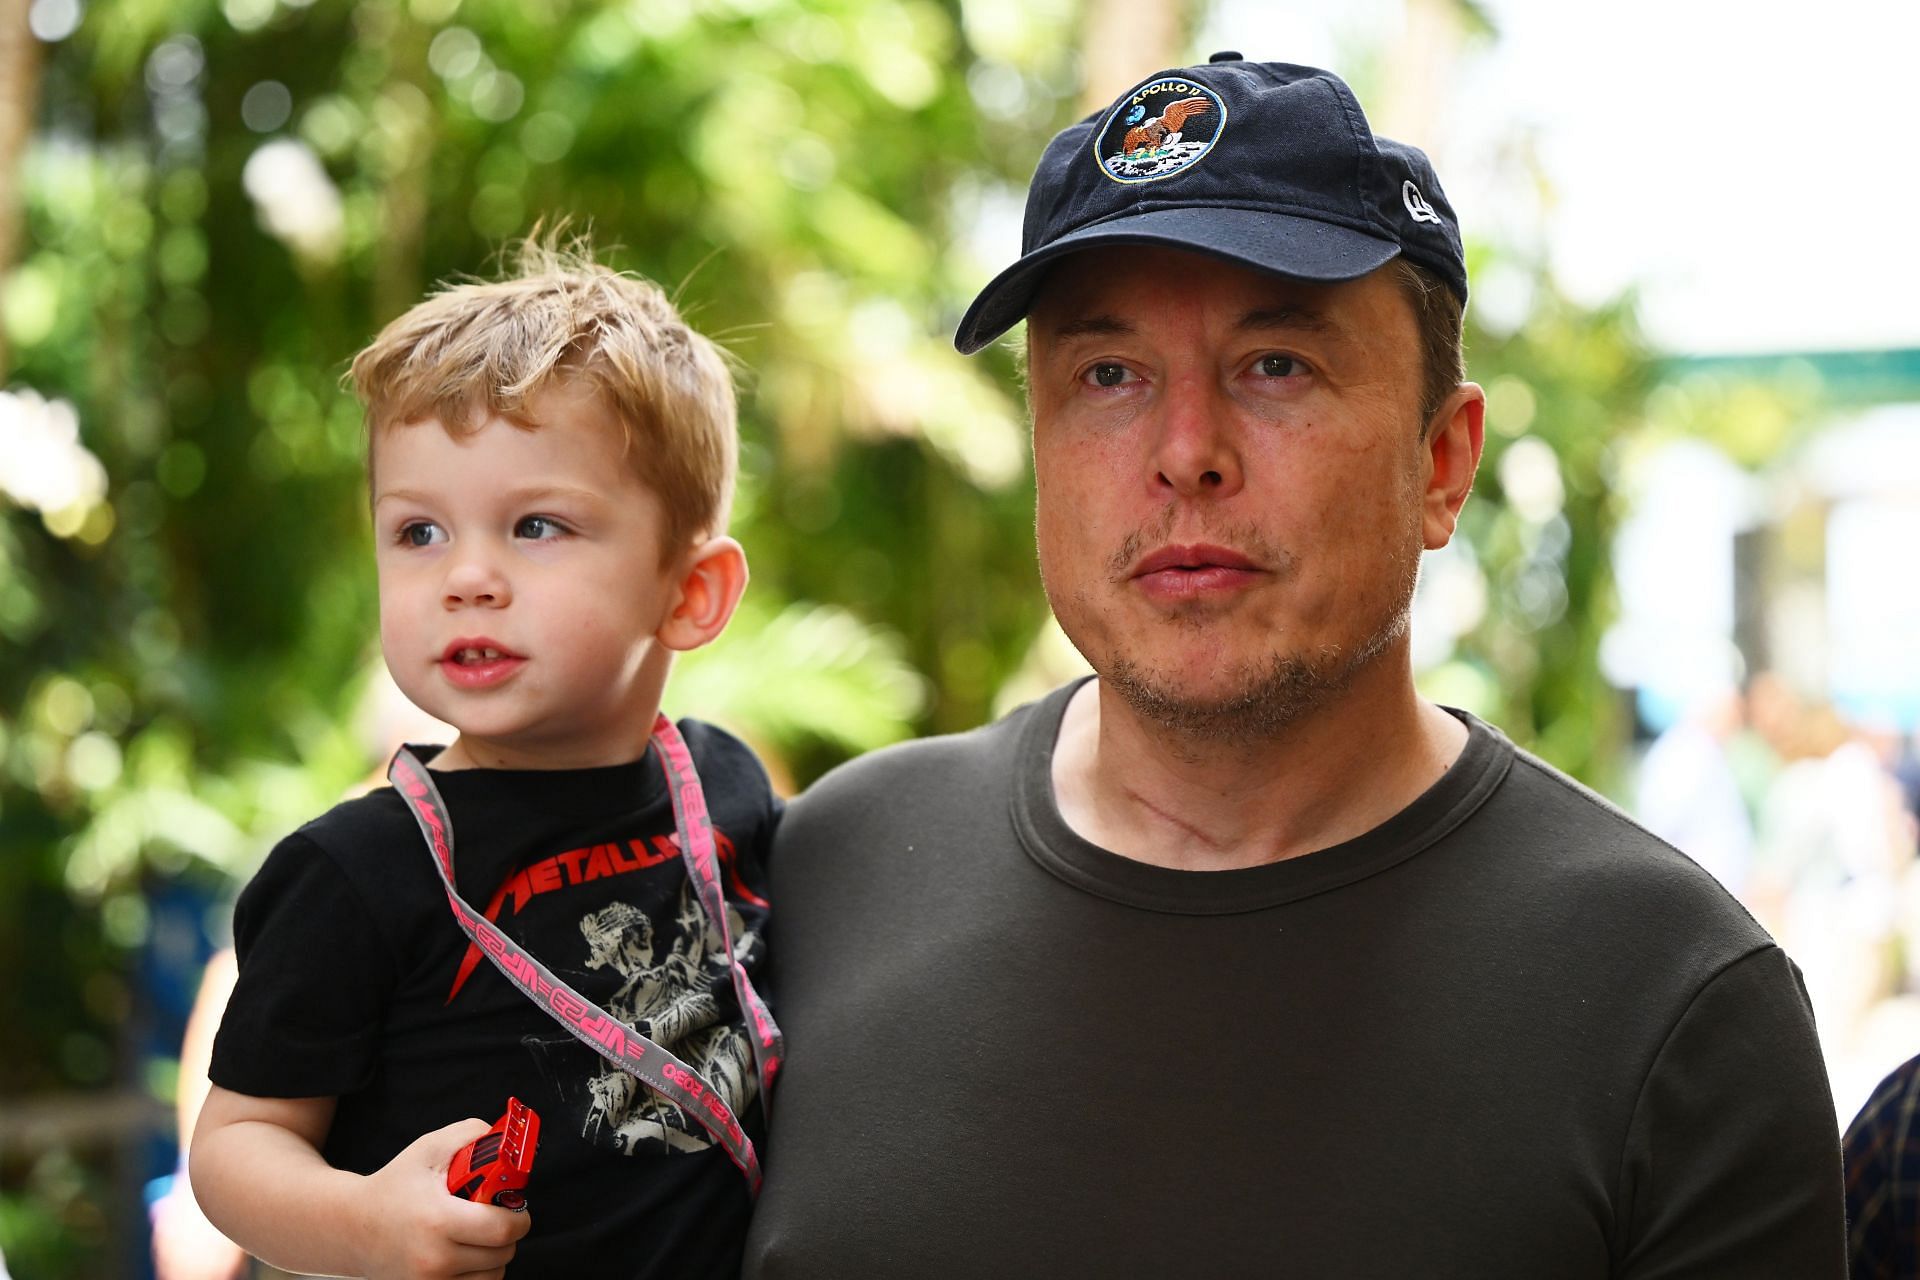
top-left (386, 714), bottom-right (783, 1195)
top-left (647, 714), bottom-right (784, 1104)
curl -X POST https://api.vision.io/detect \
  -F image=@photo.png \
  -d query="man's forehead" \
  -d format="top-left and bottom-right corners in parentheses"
top-left (1028, 245), bottom-right (1375, 337)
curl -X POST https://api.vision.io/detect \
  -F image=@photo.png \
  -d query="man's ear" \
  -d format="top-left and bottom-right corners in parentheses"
top-left (1422, 383), bottom-right (1486, 550)
top-left (658, 535), bottom-right (749, 652)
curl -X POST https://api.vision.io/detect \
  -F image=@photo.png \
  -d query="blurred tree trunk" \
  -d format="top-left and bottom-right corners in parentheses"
top-left (1374, 0), bottom-right (1465, 147)
top-left (0, 0), bottom-right (41, 377)
top-left (358, 0), bottom-right (433, 322)
top-left (1079, 0), bottom-right (1187, 113)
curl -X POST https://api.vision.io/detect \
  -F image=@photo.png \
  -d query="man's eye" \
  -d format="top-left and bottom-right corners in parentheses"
top-left (1256, 354), bottom-right (1305, 378)
top-left (1087, 363), bottom-right (1133, 388)
top-left (399, 521), bottom-right (444, 547)
top-left (515, 515), bottom-right (566, 540)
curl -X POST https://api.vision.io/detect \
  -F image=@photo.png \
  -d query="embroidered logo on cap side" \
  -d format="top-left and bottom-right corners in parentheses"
top-left (1094, 76), bottom-right (1228, 184)
top-left (1402, 180), bottom-right (1442, 225)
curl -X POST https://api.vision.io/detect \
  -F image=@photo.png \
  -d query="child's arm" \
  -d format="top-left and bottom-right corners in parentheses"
top-left (191, 1085), bottom-right (531, 1279)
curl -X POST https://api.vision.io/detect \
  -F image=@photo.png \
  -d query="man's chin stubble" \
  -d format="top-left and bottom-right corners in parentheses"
top-left (1103, 605), bottom-right (1412, 750)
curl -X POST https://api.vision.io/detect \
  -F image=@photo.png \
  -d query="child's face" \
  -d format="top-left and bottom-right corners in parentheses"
top-left (371, 384), bottom-right (682, 770)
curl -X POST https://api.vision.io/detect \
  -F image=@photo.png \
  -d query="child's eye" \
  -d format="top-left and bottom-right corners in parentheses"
top-left (398, 521), bottom-right (445, 547)
top-left (515, 515), bottom-right (568, 540)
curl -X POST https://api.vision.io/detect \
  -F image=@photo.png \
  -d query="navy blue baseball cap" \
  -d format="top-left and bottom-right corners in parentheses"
top-left (954, 54), bottom-right (1467, 355)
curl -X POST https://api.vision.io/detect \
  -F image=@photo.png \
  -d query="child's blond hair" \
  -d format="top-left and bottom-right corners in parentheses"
top-left (349, 235), bottom-right (736, 557)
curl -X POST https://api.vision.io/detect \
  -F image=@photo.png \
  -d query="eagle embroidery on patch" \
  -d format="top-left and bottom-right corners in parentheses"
top-left (1094, 76), bottom-right (1228, 183)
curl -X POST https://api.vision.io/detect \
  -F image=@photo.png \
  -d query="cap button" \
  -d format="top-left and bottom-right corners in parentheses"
top-left (1208, 50), bottom-right (1243, 63)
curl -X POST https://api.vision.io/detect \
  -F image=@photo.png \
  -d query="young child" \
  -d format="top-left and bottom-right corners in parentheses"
top-left (192, 240), bottom-right (780, 1277)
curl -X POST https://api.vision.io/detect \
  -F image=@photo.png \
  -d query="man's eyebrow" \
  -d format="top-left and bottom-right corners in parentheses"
top-left (1046, 314), bottom-right (1135, 341)
top-left (1236, 306), bottom-right (1337, 335)
top-left (1043, 307), bottom-right (1338, 342)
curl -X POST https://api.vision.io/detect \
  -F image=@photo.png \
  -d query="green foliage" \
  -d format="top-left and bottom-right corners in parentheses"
top-left (667, 596), bottom-right (930, 784)
top-left (1422, 256), bottom-right (1655, 787)
top-left (1429, 258), bottom-right (1824, 790)
top-left (0, 1153), bottom-right (112, 1278)
top-left (1640, 368), bottom-right (1827, 472)
top-left (6, 0), bottom-right (1085, 873)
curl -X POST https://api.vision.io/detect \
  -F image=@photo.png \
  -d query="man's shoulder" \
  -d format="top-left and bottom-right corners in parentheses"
top-left (793, 713), bottom-right (1018, 802)
top-left (785, 687), bottom-right (1061, 823)
top-left (1470, 724), bottom-right (1773, 952)
top-left (1496, 733), bottom-right (1708, 863)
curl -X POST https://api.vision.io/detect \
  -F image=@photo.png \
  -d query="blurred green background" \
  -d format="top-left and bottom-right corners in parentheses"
top-left (0, 0), bottom-right (1861, 1272)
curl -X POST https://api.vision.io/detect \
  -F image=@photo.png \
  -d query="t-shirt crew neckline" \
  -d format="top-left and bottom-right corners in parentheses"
top-left (1011, 679), bottom-right (1514, 915)
top-left (407, 742), bottom-right (668, 824)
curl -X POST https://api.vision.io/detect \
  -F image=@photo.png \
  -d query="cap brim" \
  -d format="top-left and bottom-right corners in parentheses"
top-left (953, 207), bottom-right (1403, 354)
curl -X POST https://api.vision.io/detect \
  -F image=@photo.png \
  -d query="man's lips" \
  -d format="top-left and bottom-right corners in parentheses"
top-left (439, 638), bottom-right (526, 688)
top-left (1129, 543), bottom-right (1267, 601)
top-left (1131, 544), bottom-right (1262, 576)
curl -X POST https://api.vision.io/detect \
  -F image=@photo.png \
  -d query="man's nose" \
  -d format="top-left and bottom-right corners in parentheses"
top-left (442, 542), bottom-right (512, 608)
top-left (1150, 374), bottom-right (1244, 499)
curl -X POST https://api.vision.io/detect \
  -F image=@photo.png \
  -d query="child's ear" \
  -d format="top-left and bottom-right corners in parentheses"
top-left (657, 535), bottom-right (748, 652)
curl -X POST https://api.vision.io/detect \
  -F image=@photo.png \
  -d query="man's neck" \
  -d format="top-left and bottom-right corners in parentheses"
top-left (1050, 674), bottom-right (1468, 871)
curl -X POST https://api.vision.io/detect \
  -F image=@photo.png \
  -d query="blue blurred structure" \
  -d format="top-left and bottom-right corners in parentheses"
top-left (134, 875), bottom-right (229, 1279)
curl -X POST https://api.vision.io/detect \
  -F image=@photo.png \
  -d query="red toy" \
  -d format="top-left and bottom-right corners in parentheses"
top-left (446, 1098), bottom-right (540, 1211)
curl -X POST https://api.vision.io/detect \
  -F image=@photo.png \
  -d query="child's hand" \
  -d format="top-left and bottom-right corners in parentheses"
top-left (356, 1118), bottom-right (533, 1279)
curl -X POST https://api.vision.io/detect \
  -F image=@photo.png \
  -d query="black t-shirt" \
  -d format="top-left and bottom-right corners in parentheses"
top-left (745, 681), bottom-right (1845, 1278)
top-left (212, 719), bottom-right (777, 1277)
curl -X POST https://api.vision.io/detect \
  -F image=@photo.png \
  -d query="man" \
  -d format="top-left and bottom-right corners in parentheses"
top-left (744, 56), bottom-right (1844, 1277)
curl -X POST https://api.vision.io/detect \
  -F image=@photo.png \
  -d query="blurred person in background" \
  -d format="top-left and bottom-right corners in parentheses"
top-left (1844, 1049), bottom-right (1920, 1279)
top-left (1744, 672), bottom-right (1919, 1117)
top-left (743, 55), bottom-right (1845, 1277)
top-left (1896, 730), bottom-right (1920, 829)
top-left (149, 948), bottom-right (248, 1280)
top-left (1634, 679), bottom-right (1755, 895)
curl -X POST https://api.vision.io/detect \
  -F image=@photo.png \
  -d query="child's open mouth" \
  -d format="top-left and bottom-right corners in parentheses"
top-left (441, 640), bottom-right (526, 688)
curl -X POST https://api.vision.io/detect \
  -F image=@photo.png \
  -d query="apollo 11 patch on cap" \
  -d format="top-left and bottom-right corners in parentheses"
top-left (1094, 76), bottom-right (1228, 184)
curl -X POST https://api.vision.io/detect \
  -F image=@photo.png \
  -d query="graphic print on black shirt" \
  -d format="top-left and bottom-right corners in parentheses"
top-left (576, 879), bottom-right (757, 1154)
top-left (440, 817), bottom-right (768, 1159)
